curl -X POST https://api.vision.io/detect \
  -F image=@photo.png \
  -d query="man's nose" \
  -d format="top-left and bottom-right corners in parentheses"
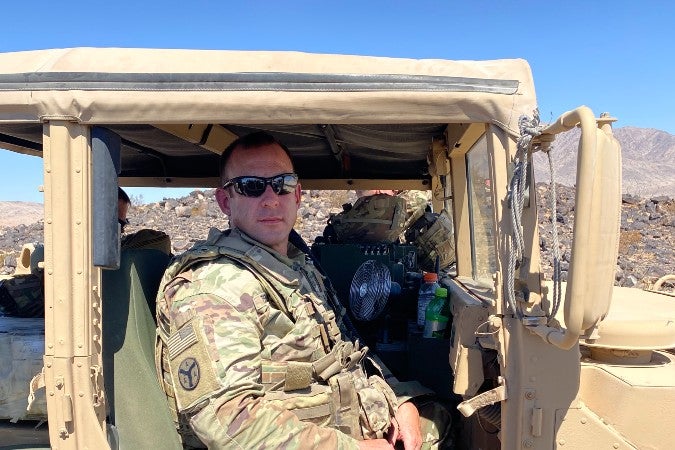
top-left (259, 185), bottom-right (281, 205)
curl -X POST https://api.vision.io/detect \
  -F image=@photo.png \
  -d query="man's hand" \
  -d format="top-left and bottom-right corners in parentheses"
top-left (388, 401), bottom-right (422, 450)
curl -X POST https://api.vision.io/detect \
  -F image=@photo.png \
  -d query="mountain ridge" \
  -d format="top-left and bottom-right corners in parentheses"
top-left (533, 126), bottom-right (675, 197)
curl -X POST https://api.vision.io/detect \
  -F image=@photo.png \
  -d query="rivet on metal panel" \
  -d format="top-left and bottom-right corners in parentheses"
top-left (558, 439), bottom-right (566, 446)
top-left (525, 390), bottom-right (535, 400)
top-left (580, 417), bottom-right (587, 424)
top-left (522, 439), bottom-right (533, 448)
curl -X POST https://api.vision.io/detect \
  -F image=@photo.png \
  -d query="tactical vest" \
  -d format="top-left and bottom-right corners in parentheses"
top-left (155, 233), bottom-right (398, 445)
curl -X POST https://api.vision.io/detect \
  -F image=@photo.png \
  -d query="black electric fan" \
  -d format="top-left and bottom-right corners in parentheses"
top-left (348, 260), bottom-right (393, 321)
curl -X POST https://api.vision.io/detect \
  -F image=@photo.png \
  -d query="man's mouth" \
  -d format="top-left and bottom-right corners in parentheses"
top-left (259, 217), bottom-right (282, 223)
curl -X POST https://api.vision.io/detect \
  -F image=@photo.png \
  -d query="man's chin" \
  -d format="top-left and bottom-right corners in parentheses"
top-left (250, 229), bottom-right (290, 250)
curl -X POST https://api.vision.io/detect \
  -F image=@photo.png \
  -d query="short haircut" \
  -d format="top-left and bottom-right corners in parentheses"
top-left (219, 131), bottom-right (294, 182)
top-left (118, 187), bottom-right (131, 204)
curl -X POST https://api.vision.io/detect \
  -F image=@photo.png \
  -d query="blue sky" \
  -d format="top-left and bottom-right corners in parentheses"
top-left (1, 0), bottom-right (673, 203)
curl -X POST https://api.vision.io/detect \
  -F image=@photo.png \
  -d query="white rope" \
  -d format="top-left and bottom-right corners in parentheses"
top-left (545, 151), bottom-right (562, 322)
top-left (506, 111), bottom-right (544, 319)
top-left (506, 109), bottom-right (562, 322)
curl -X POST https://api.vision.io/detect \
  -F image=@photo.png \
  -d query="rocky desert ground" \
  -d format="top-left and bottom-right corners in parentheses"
top-left (1, 185), bottom-right (673, 292)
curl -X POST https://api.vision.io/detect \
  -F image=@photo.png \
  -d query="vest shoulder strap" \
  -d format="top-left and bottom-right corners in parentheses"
top-left (157, 243), bottom-right (292, 319)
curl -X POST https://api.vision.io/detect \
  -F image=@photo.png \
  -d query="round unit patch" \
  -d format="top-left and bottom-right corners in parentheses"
top-left (178, 357), bottom-right (200, 391)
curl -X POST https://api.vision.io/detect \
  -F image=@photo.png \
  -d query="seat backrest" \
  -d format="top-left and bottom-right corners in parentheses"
top-left (102, 248), bottom-right (182, 450)
top-left (548, 281), bottom-right (675, 352)
top-left (583, 285), bottom-right (675, 352)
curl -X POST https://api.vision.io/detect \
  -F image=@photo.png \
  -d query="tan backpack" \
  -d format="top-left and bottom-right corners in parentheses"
top-left (405, 209), bottom-right (456, 271)
top-left (328, 194), bottom-right (407, 243)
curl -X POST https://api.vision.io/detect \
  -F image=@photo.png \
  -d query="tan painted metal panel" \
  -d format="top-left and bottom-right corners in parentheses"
top-left (42, 122), bottom-right (107, 449)
top-left (577, 354), bottom-right (675, 449)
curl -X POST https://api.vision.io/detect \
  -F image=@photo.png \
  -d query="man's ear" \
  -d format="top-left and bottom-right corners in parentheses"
top-left (215, 187), bottom-right (231, 215)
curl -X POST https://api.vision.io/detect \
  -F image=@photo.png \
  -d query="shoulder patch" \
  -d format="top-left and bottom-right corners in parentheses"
top-left (178, 357), bottom-right (200, 391)
top-left (167, 317), bottom-right (223, 411)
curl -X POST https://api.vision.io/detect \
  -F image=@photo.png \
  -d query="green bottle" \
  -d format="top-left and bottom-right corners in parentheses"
top-left (423, 287), bottom-right (449, 338)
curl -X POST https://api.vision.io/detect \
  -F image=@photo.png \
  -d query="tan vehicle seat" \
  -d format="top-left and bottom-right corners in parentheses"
top-left (102, 248), bottom-right (182, 449)
top-left (582, 286), bottom-right (675, 362)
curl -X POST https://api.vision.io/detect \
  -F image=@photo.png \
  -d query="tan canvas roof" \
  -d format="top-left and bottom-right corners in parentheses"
top-left (0, 48), bottom-right (538, 187)
top-left (0, 48), bottom-right (536, 133)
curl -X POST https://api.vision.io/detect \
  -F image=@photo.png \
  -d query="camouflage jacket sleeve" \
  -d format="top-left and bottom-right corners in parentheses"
top-left (167, 259), bottom-right (359, 449)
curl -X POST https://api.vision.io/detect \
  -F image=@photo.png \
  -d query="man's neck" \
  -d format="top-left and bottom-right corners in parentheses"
top-left (234, 228), bottom-right (292, 257)
top-left (205, 227), bottom-right (304, 263)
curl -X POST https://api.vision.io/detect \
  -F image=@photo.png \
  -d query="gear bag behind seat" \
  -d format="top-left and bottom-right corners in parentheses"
top-left (328, 194), bottom-right (407, 243)
top-left (405, 210), bottom-right (456, 271)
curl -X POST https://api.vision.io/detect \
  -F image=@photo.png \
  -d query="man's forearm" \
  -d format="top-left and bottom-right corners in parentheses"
top-left (189, 393), bottom-right (360, 450)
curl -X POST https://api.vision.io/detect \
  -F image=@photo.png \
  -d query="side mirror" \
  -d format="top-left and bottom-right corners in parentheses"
top-left (531, 107), bottom-right (622, 349)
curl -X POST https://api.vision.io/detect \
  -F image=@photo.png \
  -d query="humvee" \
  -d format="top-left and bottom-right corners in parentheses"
top-left (0, 48), bottom-right (673, 449)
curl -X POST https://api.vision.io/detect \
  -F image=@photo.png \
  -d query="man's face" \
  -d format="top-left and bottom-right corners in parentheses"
top-left (215, 143), bottom-right (301, 255)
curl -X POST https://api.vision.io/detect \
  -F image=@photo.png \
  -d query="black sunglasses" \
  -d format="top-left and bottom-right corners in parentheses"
top-left (223, 173), bottom-right (298, 198)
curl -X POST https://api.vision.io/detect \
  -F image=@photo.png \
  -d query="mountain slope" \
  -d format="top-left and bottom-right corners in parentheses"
top-left (533, 126), bottom-right (675, 197)
top-left (0, 201), bottom-right (42, 228)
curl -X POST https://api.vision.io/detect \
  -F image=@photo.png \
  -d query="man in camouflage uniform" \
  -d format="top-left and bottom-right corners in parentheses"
top-left (155, 132), bottom-right (450, 449)
top-left (118, 187), bottom-right (172, 254)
